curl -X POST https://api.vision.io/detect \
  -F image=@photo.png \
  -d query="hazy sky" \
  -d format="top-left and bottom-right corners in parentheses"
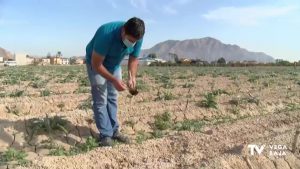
top-left (0, 0), bottom-right (299, 61)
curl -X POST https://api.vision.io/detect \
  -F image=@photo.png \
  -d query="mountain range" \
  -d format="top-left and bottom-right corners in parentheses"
top-left (1, 37), bottom-right (275, 63)
top-left (141, 37), bottom-right (274, 63)
top-left (0, 47), bottom-right (13, 60)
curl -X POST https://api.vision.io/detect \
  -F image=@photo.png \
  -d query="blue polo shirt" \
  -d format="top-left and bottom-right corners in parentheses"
top-left (85, 21), bottom-right (143, 72)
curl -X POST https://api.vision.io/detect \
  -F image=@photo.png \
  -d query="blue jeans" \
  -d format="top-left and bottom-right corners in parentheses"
top-left (86, 63), bottom-right (121, 138)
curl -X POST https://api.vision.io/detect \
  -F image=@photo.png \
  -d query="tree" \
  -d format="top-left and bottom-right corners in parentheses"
top-left (69, 56), bottom-right (77, 65)
top-left (275, 59), bottom-right (290, 66)
top-left (217, 57), bottom-right (226, 64)
top-left (47, 52), bottom-right (51, 58)
top-left (169, 53), bottom-right (179, 63)
top-left (147, 53), bottom-right (158, 59)
top-left (57, 51), bottom-right (62, 58)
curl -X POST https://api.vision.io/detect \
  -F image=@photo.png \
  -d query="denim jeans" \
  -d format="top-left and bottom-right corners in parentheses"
top-left (86, 63), bottom-right (121, 138)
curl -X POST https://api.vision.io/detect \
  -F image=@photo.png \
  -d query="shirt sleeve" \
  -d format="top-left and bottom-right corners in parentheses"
top-left (93, 26), bottom-right (112, 57)
top-left (130, 38), bottom-right (143, 58)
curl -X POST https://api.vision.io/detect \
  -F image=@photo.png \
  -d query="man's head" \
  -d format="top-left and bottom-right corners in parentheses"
top-left (122, 17), bottom-right (145, 47)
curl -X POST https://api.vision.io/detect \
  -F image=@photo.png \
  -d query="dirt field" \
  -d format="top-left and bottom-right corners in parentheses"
top-left (0, 65), bottom-right (299, 169)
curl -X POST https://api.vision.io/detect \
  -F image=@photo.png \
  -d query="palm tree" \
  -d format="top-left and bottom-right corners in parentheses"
top-left (56, 51), bottom-right (62, 64)
top-left (168, 53), bottom-right (179, 63)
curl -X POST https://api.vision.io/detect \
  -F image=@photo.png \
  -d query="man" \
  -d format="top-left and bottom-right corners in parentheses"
top-left (85, 17), bottom-right (145, 146)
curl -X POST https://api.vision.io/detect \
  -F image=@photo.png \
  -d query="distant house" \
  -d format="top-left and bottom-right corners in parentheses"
top-left (191, 59), bottom-right (208, 65)
top-left (70, 57), bottom-right (85, 65)
top-left (180, 58), bottom-right (192, 64)
top-left (138, 58), bottom-right (154, 66)
top-left (50, 57), bottom-right (63, 65)
top-left (42, 58), bottom-right (51, 65)
top-left (242, 60), bottom-right (258, 65)
top-left (154, 58), bottom-right (166, 63)
top-left (15, 53), bottom-right (27, 65)
top-left (62, 58), bottom-right (70, 65)
top-left (26, 55), bottom-right (35, 65)
top-left (33, 57), bottom-right (50, 66)
top-left (121, 57), bottom-right (167, 66)
top-left (0, 56), bottom-right (3, 63)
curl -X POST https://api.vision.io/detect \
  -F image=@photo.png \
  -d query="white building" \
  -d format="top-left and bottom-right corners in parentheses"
top-left (15, 53), bottom-right (27, 65)
top-left (26, 56), bottom-right (35, 65)
top-left (121, 57), bottom-right (166, 66)
top-left (139, 57), bottom-right (166, 65)
top-left (0, 56), bottom-right (3, 63)
top-left (62, 58), bottom-right (70, 65)
top-left (42, 58), bottom-right (51, 65)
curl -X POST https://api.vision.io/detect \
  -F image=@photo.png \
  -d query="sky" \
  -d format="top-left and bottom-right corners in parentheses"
top-left (0, 0), bottom-right (299, 61)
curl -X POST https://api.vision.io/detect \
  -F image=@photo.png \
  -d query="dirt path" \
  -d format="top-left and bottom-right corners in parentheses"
top-left (16, 109), bottom-right (300, 169)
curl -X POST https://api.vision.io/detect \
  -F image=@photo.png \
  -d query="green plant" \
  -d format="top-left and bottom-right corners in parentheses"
top-left (5, 105), bottom-right (21, 116)
top-left (174, 119), bottom-right (205, 132)
top-left (154, 112), bottom-right (172, 130)
top-left (155, 91), bottom-right (176, 101)
top-left (30, 80), bottom-right (47, 88)
top-left (151, 130), bottom-right (164, 138)
top-left (9, 90), bottom-right (24, 97)
top-left (0, 92), bottom-right (6, 98)
top-left (136, 80), bottom-right (150, 92)
top-left (57, 103), bottom-right (65, 111)
top-left (161, 81), bottom-right (175, 89)
top-left (59, 73), bottom-right (77, 83)
top-left (229, 74), bottom-right (239, 80)
top-left (28, 115), bottom-right (69, 140)
top-left (77, 97), bottom-right (92, 110)
top-left (230, 106), bottom-right (240, 116)
top-left (77, 136), bottom-right (98, 152)
top-left (49, 146), bottom-right (68, 156)
top-left (199, 93), bottom-right (217, 109)
top-left (73, 87), bottom-right (90, 94)
top-left (136, 131), bottom-right (151, 144)
top-left (2, 77), bottom-right (20, 85)
top-left (245, 96), bottom-right (260, 105)
top-left (229, 96), bottom-right (260, 106)
top-left (0, 148), bottom-right (29, 166)
top-left (248, 75), bottom-right (260, 83)
top-left (40, 89), bottom-right (51, 96)
top-left (182, 83), bottom-right (194, 88)
top-left (78, 76), bottom-right (90, 87)
top-left (156, 74), bottom-right (175, 89)
top-left (211, 89), bottom-right (229, 96)
top-left (285, 103), bottom-right (300, 111)
top-left (177, 74), bottom-right (190, 79)
top-left (49, 137), bottom-right (98, 156)
top-left (197, 72), bottom-right (206, 76)
top-left (211, 115), bottom-right (235, 125)
top-left (124, 120), bottom-right (135, 128)
top-left (211, 73), bottom-right (219, 78)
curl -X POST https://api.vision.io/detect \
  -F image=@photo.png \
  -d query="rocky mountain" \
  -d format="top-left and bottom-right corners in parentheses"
top-left (141, 37), bottom-right (274, 63)
top-left (0, 47), bottom-right (13, 60)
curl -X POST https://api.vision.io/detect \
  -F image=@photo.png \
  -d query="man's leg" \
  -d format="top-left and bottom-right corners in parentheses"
top-left (107, 67), bottom-right (130, 143)
top-left (106, 67), bottom-right (121, 133)
top-left (91, 85), bottom-right (113, 138)
top-left (86, 64), bottom-right (114, 142)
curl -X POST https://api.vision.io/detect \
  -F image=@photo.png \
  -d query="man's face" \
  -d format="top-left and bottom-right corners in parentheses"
top-left (121, 27), bottom-right (138, 44)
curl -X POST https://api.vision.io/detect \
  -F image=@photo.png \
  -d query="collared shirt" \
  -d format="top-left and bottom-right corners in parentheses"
top-left (85, 21), bottom-right (143, 72)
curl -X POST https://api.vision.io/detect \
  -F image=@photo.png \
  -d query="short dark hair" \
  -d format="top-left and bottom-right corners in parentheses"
top-left (124, 17), bottom-right (145, 39)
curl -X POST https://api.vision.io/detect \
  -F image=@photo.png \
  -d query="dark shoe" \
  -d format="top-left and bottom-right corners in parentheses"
top-left (112, 131), bottom-right (131, 144)
top-left (99, 137), bottom-right (113, 147)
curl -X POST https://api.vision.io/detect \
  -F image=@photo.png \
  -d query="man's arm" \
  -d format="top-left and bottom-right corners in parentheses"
top-left (92, 51), bottom-right (126, 91)
top-left (127, 55), bottom-right (139, 89)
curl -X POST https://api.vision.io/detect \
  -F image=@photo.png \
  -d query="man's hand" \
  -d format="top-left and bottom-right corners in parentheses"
top-left (127, 75), bottom-right (136, 89)
top-left (112, 79), bottom-right (127, 91)
top-left (92, 51), bottom-right (126, 92)
top-left (128, 56), bottom-right (138, 90)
